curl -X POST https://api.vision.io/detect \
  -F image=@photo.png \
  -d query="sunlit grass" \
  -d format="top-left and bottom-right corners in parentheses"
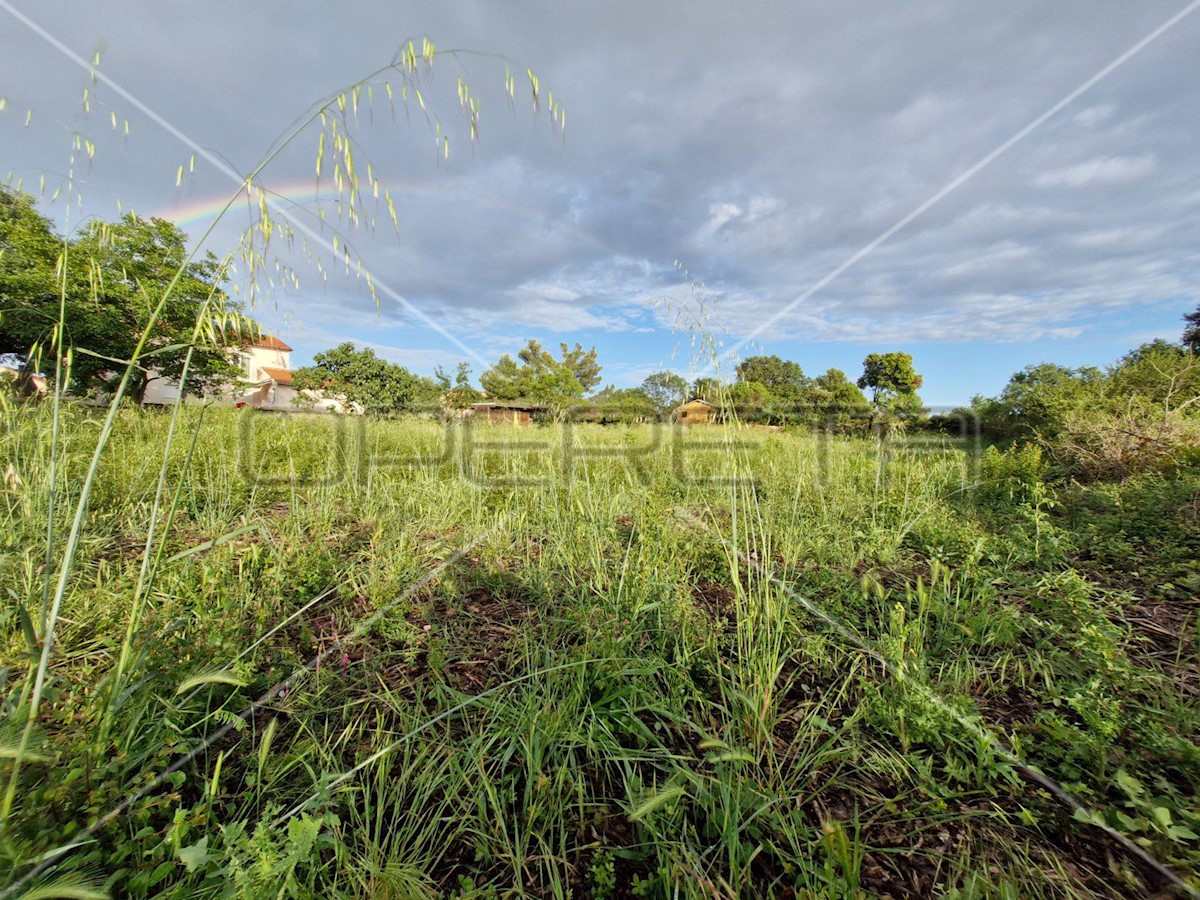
top-left (1, 404), bottom-right (1197, 897)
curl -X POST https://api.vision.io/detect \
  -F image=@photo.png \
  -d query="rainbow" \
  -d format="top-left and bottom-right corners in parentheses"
top-left (153, 178), bottom-right (621, 256)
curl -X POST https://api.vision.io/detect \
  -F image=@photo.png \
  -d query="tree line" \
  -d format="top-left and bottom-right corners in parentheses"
top-left (9, 180), bottom-right (1192, 446)
top-left (933, 318), bottom-right (1200, 480)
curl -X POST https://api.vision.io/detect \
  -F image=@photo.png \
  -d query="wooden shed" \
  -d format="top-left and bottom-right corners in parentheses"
top-left (472, 401), bottom-right (546, 425)
top-left (674, 398), bottom-right (718, 425)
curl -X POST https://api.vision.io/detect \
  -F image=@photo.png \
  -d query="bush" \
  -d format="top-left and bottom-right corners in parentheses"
top-left (1048, 401), bottom-right (1200, 481)
top-left (976, 443), bottom-right (1047, 510)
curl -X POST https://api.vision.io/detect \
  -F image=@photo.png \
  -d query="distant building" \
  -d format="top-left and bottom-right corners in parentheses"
top-left (674, 397), bottom-right (718, 425)
top-left (471, 401), bottom-right (545, 425)
top-left (234, 336), bottom-right (301, 411)
top-left (143, 336), bottom-right (357, 413)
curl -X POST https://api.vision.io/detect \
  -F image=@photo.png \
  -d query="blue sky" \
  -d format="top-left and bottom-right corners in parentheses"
top-left (3, 1), bottom-right (1198, 406)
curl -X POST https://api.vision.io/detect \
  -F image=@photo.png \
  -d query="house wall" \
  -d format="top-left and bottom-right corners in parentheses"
top-left (242, 345), bottom-right (291, 381)
top-left (140, 345), bottom-right (361, 415)
top-left (254, 383), bottom-right (293, 411)
top-left (677, 402), bottom-right (715, 424)
top-left (478, 406), bottom-right (535, 425)
top-left (142, 377), bottom-right (184, 406)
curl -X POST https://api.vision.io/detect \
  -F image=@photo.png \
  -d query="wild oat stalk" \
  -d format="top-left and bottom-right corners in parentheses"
top-left (1, 36), bottom-right (560, 858)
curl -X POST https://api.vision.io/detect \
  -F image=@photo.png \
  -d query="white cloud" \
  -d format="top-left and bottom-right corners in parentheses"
top-left (1034, 154), bottom-right (1156, 188)
top-left (1073, 104), bottom-right (1116, 128)
top-left (697, 202), bottom-right (744, 240)
top-left (1071, 226), bottom-right (1165, 248)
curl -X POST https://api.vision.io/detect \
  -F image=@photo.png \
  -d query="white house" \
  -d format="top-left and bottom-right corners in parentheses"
top-left (234, 335), bottom-right (298, 411)
top-left (142, 336), bottom-right (357, 414)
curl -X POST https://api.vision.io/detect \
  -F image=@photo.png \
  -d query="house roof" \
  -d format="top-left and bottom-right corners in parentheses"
top-left (252, 336), bottom-right (293, 352)
top-left (260, 366), bottom-right (293, 385)
top-left (676, 397), bottom-right (717, 410)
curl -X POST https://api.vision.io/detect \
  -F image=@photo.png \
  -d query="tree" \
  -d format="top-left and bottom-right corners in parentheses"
top-left (0, 186), bottom-right (246, 401)
top-left (692, 377), bottom-right (721, 403)
top-left (507, 339), bottom-right (601, 391)
top-left (1184, 304), bottom-right (1200, 354)
top-left (0, 187), bottom-right (60, 364)
top-left (589, 385), bottom-right (656, 422)
top-left (808, 368), bottom-right (871, 428)
top-left (478, 339), bottom-right (594, 413)
top-left (727, 380), bottom-right (774, 423)
top-left (730, 355), bottom-right (813, 424)
top-left (436, 361), bottom-right (482, 410)
top-left (640, 371), bottom-right (688, 416)
top-left (479, 353), bottom-right (526, 400)
top-left (528, 365), bottom-right (583, 413)
top-left (857, 352), bottom-right (924, 426)
top-left (736, 355), bottom-right (809, 400)
top-left (995, 362), bottom-right (1104, 438)
top-left (559, 342), bottom-right (602, 393)
top-left (293, 342), bottom-right (439, 414)
top-left (1107, 340), bottom-right (1199, 413)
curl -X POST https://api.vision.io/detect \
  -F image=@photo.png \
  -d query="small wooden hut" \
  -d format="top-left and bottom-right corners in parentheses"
top-left (471, 401), bottom-right (546, 425)
top-left (674, 398), bottom-right (718, 425)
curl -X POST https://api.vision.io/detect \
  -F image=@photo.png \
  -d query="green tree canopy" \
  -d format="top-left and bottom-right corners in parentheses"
top-left (735, 355), bottom-right (809, 400)
top-left (527, 365), bottom-right (583, 412)
top-left (994, 362), bottom-right (1104, 437)
top-left (435, 361), bottom-right (482, 410)
top-left (558, 342), bottom-right (602, 393)
top-left (692, 377), bottom-right (721, 403)
top-left (478, 353), bottom-right (526, 400)
top-left (727, 380), bottom-right (774, 422)
top-left (1183, 303), bottom-right (1200, 354)
top-left (588, 385), bottom-right (657, 422)
top-left (478, 339), bottom-right (597, 414)
top-left (640, 371), bottom-right (689, 416)
top-left (293, 342), bottom-right (440, 413)
top-left (809, 367), bottom-right (871, 427)
top-left (0, 187), bottom-right (60, 356)
top-left (1107, 340), bottom-right (1199, 413)
top-left (858, 352), bottom-right (924, 425)
top-left (0, 185), bottom-right (246, 401)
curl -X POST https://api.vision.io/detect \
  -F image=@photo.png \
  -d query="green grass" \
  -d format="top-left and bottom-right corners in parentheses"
top-left (1, 402), bottom-right (1198, 898)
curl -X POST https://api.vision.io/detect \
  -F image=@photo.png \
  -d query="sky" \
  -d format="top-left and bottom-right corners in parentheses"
top-left (2, 1), bottom-right (1198, 406)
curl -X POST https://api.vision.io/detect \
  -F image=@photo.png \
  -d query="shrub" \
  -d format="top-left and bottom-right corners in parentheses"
top-left (976, 443), bottom-right (1047, 510)
top-left (1048, 400), bottom-right (1200, 481)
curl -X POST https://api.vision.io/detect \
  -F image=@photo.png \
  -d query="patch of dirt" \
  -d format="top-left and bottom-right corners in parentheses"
top-left (1071, 552), bottom-right (1200, 695)
top-left (975, 684), bottom-right (1043, 734)
top-left (772, 659), bottom-right (855, 748)
top-left (770, 661), bottom-right (1159, 898)
top-left (1121, 595), bottom-right (1200, 695)
top-left (851, 558), bottom-right (934, 593)
top-left (401, 581), bottom-right (539, 692)
top-left (415, 525), bottom-right (462, 548)
top-left (691, 579), bottom-right (735, 621)
top-left (94, 532), bottom-right (149, 562)
top-left (799, 776), bottom-right (1152, 899)
top-left (573, 803), bottom-right (655, 899)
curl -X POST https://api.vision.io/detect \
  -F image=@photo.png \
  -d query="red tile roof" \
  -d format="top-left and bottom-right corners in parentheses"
top-left (260, 366), bottom-right (293, 385)
top-left (252, 336), bottom-right (293, 352)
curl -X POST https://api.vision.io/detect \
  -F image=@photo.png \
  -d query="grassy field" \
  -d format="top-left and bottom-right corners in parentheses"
top-left (1, 402), bottom-right (1198, 898)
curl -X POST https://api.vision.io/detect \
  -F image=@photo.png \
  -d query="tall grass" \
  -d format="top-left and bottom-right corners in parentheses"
top-left (2, 406), bottom-right (1198, 897)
